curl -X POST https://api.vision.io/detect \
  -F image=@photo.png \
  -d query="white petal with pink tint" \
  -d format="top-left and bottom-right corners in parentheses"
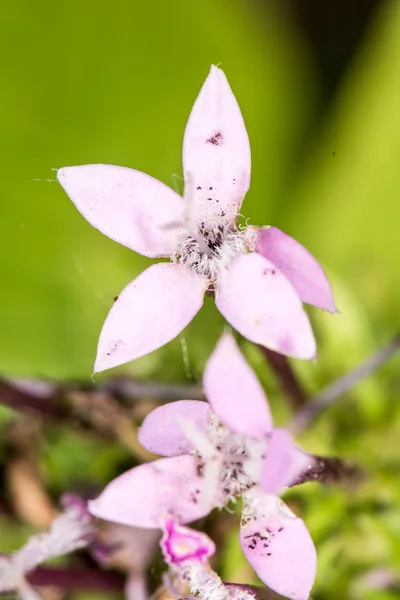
top-left (216, 253), bottom-right (316, 360)
top-left (255, 227), bottom-right (337, 313)
top-left (58, 165), bottom-right (184, 258)
top-left (138, 400), bottom-right (211, 457)
top-left (240, 492), bottom-right (317, 600)
top-left (88, 455), bottom-right (212, 529)
top-left (182, 65), bottom-right (251, 227)
top-left (203, 332), bottom-right (272, 438)
top-left (261, 429), bottom-right (312, 494)
top-left (94, 263), bottom-right (206, 372)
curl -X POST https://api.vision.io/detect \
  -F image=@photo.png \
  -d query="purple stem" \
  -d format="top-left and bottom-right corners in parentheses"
top-left (293, 333), bottom-right (400, 430)
top-left (259, 347), bottom-right (307, 409)
top-left (105, 377), bottom-right (203, 402)
top-left (27, 565), bottom-right (124, 591)
top-left (0, 382), bottom-right (68, 420)
top-left (292, 454), bottom-right (362, 487)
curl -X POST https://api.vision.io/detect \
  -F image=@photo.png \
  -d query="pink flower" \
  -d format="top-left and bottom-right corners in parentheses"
top-left (88, 333), bottom-right (317, 600)
top-left (160, 517), bottom-right (257, 599)
top-left (161, 517), bottom-right (215, 567)
top-left (57, 65), bottom-right (335, 373)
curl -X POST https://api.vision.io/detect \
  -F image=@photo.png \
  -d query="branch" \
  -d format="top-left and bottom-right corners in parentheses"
top-left (27, 565), bottom-right (124, 591)
top-left (292, 334), bottom-right (400, 431)
top-left (0, 382), bottom-right (68, 421)
top-left (291, 455), bottom-right (362, 487)
top-left (103, 377), bottom-right (203, 403)
top-left (0, 378), bottom-right (203, 422)
top-left (259, 348), bottom-right (307, 409)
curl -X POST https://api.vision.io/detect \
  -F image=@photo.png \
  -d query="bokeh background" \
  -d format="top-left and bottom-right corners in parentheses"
top-left (1, 0), bottom-right (400, 598)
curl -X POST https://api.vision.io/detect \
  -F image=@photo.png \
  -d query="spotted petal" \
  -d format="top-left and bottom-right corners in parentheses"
top-left (94, 263), bottom-right (206, 373)
top-left (182, 65), bottom-right (251, 227)
top-left (138, 400), bottom-right (211, 457)
top-left (216, 253), bottom-right (316, 360)
top-left (203, 332), bottom-right (272, 438)
top-left (255, 227), bottom-right (337, 313)
top-left (88, 455), bottom-right (212, 529)
top-left (240, 492), bottom-right (317, 600)
top-left (261, 429), bottom-right (313, 494)
top-left (58, 165), bottom-right (185, 258)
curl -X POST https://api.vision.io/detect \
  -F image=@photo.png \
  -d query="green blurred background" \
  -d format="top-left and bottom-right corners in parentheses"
top-left (1, 0), bottom-right (400, 598)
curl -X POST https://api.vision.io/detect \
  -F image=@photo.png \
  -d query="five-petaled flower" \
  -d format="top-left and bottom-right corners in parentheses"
top-left (89, 333), bottom-right (317, 600)
top-left (57, 65), bottom-right (336, 373)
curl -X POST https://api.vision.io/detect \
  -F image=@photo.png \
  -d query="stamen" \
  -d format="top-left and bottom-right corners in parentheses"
top-left (186, 563), bottom-right (257, 599)
top-left (184, 171), bottom-right (212, 257)
top-left (178, 413), bottom-right (267, 508)
top-left (173, 224), bottom-right (247, 280)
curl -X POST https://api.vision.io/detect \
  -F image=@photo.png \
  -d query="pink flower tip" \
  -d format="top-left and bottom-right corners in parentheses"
top-left (160, 517), bottom-right (215, 566)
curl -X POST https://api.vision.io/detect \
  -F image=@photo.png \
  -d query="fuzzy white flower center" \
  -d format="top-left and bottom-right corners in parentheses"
top-left (173, 223), bottom-right (251, 281)
top-left (185, 563), bottom-right (256, 600)
top-left (183, 414), bottom-right (267, 507)
top-left (206, 420), bottom-right (266, 503)
top-left (167, 564), bottom-right (256, 600)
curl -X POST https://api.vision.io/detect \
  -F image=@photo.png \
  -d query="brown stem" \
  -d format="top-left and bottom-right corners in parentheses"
top-left (0, 382), bottom-right (68, 421)
top-left (27, 565), bottom-right (124, 591)
top-left (0, 378), bottom-right (204, 421)
top-left (104, 377), bottom-right (203, 403)
top-left (259, 347), bottom-right (307, 409)
top-left (291, 454), bottom-right (362, 487)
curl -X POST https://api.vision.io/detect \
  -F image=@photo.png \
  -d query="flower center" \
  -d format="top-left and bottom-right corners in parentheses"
top-left (173, 223), bottom-right (247, 281)
top-left (185, 563), bottom-right (257, 600)
top-left (192, 418), bottom-right (267, 507)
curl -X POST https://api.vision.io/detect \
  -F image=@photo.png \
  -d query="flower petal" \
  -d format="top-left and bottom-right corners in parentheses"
top-left (94, 263), bottom-right (206, 372)
top-left (88, 455), bottom-right (212, 529)
top-left (161, 517), bottom-right (215, 566)
top-left (261, 429), bottom-right (313, 494)
top-left (138, 400), bottom-right (211, 457)
top-left (182, 65), bottom-right (251, 227)
top-left (240, 492), bottom-right (317, 600)
top-left (216, 253), bottom-right (316, 360)
top-left (57, 164), bottom-right (184, 258)
top-left (203, 332), bottom-right (272, 438)
top-left (255, 227), bottom-right (337, 313)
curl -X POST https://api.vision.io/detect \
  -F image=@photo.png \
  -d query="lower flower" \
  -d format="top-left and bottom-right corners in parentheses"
top-left (88, 333), bottom-right (317, 600)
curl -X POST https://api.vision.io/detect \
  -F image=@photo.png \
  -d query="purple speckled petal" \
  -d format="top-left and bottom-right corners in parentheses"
top-left (203, 332), bottom-right (272, 438)
top-left (261, 429), bottom-right (313, 494)
top-left (138, 400), bottom-right (211, 457)
top-left (255, 226), bottom-right (337, 313)
top-left (183, 65), bottom-right (251, 227)
top-left (216, 253), bottom-right (316, 360)
top-left (240, 492), bottom-right (316, 600)
top-left (88, 455), bottom-right (213, 529)
top-left (94, 263), bottom-right (206, 373)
